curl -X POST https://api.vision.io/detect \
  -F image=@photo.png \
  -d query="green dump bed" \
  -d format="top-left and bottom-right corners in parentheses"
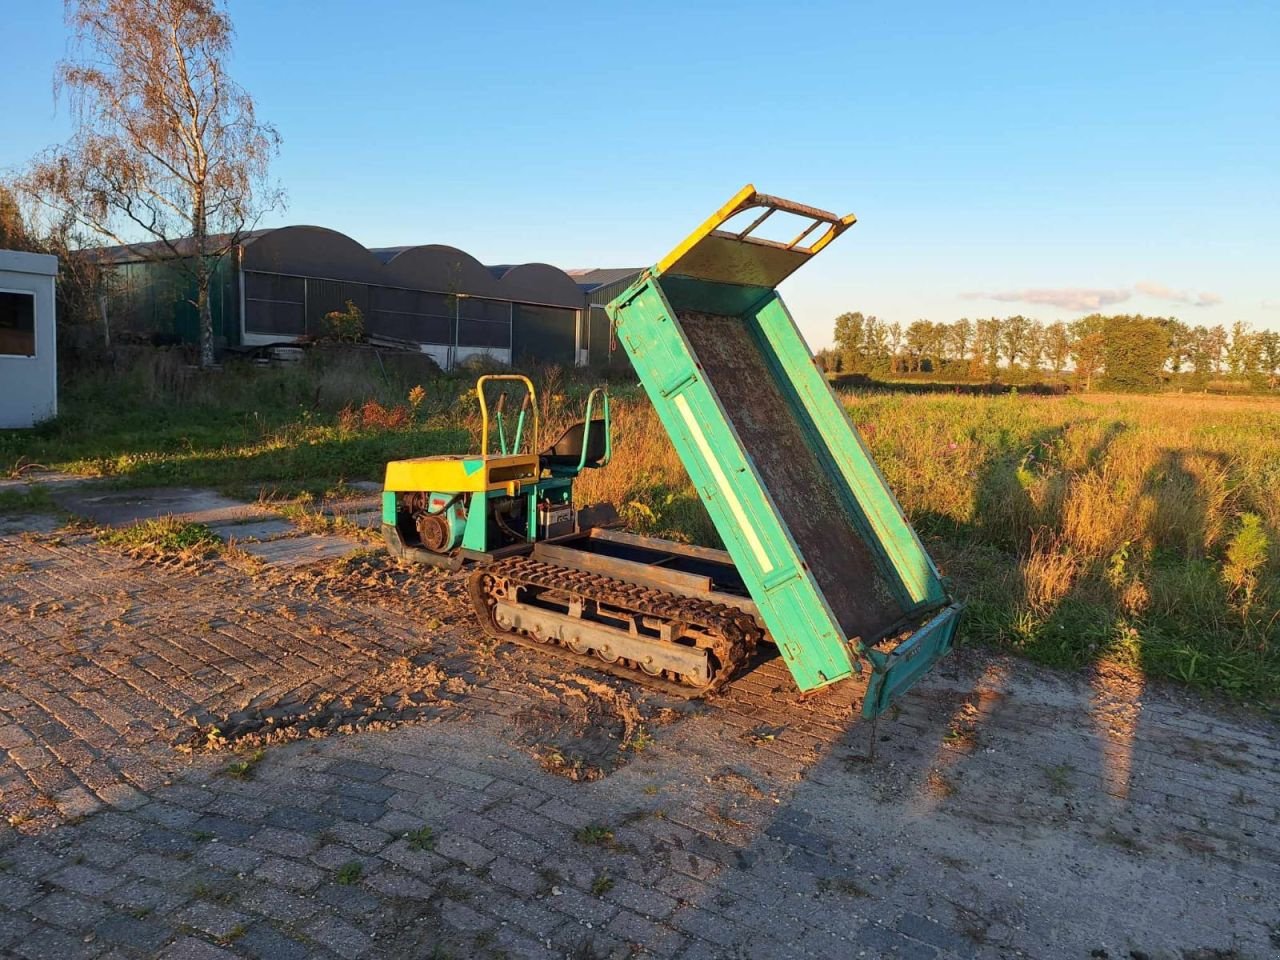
top-left (607, 186), bottom-right (961, 716)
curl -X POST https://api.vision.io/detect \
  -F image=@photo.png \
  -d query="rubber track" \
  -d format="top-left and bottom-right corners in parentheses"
top-left (468, 556), bottom-right (761, 697)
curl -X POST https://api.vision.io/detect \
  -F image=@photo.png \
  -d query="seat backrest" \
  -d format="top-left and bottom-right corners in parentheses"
top-left (542, 418), bottom-right (608, 469)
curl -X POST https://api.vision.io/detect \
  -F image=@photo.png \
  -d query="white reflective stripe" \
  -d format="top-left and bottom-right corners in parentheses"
top-left (673, 394), bottom-right (773, 574)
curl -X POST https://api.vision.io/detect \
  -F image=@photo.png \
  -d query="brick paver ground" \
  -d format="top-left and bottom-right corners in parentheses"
top-left (1, 512), bottom-right (1278, 959)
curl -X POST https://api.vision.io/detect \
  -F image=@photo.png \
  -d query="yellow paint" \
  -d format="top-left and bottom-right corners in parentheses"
top-left (674, 394), bottom-right (773, 574)
top-left (384, 454), bottom-right (539, 493)
top-left (656, 184), bottom-right (758, 278)
top-left (655, 185), bottom-right (857, 288)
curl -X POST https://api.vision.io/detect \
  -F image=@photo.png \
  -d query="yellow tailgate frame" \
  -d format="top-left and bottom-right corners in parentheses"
top-left (655, 184), bottom-right (856, 289)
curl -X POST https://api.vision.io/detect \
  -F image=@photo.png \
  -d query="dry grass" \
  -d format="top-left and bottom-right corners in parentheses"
top-left (571, 388), bottom-right (1280, 702)
top-left (6, 352), bottom-right (1277, 703)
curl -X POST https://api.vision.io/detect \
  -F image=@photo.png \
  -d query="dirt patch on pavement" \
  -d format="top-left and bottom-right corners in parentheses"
top-left (177, 654), bottom-right (475, 754)
top-left (510, 674), bottom-right (684, 782)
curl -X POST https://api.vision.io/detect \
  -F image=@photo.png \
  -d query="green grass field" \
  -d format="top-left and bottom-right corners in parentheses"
top-left (4, 349), bottom-right (1277, 705)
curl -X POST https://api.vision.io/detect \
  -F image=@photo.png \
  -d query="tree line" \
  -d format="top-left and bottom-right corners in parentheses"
top-left (815, 312), bottom-right (1280, 391)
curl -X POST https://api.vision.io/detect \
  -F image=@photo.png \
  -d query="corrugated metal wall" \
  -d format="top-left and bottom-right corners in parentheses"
top-left (109, 256), bottom-right (236, 345)
top-left (104, 234), bottom-right (591, 369)
top-left (511, 304), bottom-right (576, 366)
top-left (585, 274), bottom-right (639, 370)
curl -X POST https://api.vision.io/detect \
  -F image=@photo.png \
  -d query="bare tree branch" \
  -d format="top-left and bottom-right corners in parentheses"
top-left (12, 0), bottom-right (283, 367)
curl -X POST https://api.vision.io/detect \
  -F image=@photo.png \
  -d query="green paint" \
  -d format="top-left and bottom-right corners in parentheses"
top-left (462, 492), bottom-right (491, 552)
top-left (607, 265), bottom-right (961, 713)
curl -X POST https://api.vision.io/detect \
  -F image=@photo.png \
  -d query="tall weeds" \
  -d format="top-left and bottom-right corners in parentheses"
top-left (5, 353), bottom-right (1277, 702)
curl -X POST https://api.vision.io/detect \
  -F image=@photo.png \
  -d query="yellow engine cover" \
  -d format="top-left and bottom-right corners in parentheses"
top-left (384, 453), bottom-right (540, 494)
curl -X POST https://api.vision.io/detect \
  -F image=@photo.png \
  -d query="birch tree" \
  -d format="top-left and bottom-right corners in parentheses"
top-left (17, 0), bottom-right (281, 367)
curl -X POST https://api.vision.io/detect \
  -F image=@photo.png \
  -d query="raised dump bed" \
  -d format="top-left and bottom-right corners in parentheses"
top-left (607, 186), bottom-right (961, 715)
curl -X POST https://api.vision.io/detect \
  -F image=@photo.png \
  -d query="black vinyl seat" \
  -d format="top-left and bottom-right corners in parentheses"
top-left (541, 419), bottom-right (608, 471)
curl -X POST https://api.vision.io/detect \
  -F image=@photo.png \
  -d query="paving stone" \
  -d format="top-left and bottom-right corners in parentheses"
top-left (486, 857), bottom-right (546, 898)
top-left (75, 837), bottom-right (134, 869)
top-left (27, 890), bottom-right (111, 928)
top-left (607, 911), bottom-right (686, 957)
top-left (1, 845), bottom-right (62, 878)
top-left (136, 801), bottom-right (204, 830)
top-left (362, 867), bottom-right (435, 900)
top-left (320, 820), bottom-right (394, 854)
top-left (92, 912), bottom-right (173, 953)
top-left (191, 814), bottom-right (256, 843)
top-left (96, 783), bottom-right (149, 810)
top-left (896, 912), bottom-right (974, 955)
top-left (669, 905), bottom-right (743, 949)
top-left (492, 925), bottom-right (560, 960)
top-left (342, 780), bottom-right (394, 804)
top-left (232, 922), bottom-right (314, 960)
top-left (0, 909), bottom-right (37, 950)
top-left (235, 883), bottom-right (321, 923)
top-left (551, 925), bottom-right (628, 960)
top-left (239, 534), bottom-right (357, 568)
top-left (50, 863), bottom-right (123, 897)
top-left (247, 825), bottom-right (317, 858)
top-left (440, 898), bottom-right (492, 934)
top-left (137, 826), bottom-right (201, 856)
top-left (51, 487), bottom-right (261, 528)
top-left (204, 795), bottom-right (271, 823)
top-left (371, 809), bottom-right (426, 836)
top-left (0, 872), bottom-right (42, 909)
top-left (499, 896), bottom-right (566, 939)
top-left (547, 886), bottom-right (621, 928)
top-left (206, 519), bottom-right (296, 542)
top-left (535, 797), bottom-right (595, 829)
top-left (327, 759), bottom-right (389, 783)
top-left (158, 936), bottom-right (240, 960)
top-left (433, 832), bottom-right (496, 869)
top-left (104, 878), bottom-right (186, 914)
top-left (174, 900), bottom-right (251, 939)
top-left (602, 876), bottom-right (679, 919)
top-left (263, 806), bottom-right (332, 833)
top-left (311, 842), bottom-right (363, 871)
top-left (2, 511), bottom-right (1280, 960)
top-left (83, 811), bottom-right (146, 841)
top-left (434, 764), bottom-right (494, 791)
top-left (857, 921), bottom-right (941, 959)
top-left (192, 840), bottom-right (264, 874)
top-left (125, 851), bottom-right (198, 885)
top-left (315, 879), bottom-right (383, 918)
top-left (328, 795), bottom-right (388, 824)
top-left (10, 923), bottom-right (102, 960)
top-left (252, 856), bottom-right (325, 892)
top-left (303, 913), bottom-right (373, 956)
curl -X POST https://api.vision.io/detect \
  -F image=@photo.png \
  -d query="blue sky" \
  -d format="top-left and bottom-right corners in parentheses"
top-left (3, 1), bottom-right (1277, 345)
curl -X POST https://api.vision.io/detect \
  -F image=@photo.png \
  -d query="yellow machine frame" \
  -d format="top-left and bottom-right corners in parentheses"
top-left (383, 375), bottom-right (541, 496)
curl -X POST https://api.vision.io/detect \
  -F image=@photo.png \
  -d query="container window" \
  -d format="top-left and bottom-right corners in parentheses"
top-left (0, 291), bottom-right (36, 357)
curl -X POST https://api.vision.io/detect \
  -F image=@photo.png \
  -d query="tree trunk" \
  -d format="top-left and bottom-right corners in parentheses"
top-left (193, 187), bottom-right (215, 368)
top-left (196, 257), bottom-right (214, 368)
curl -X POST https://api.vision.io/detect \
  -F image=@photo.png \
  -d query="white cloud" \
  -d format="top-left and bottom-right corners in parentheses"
top-left (1135, 280), bottom-right (1222, 308)
top-left (960, 288), bottom-right (1131, 312)
top-left (1262, 299), bottom-right (1280, 310)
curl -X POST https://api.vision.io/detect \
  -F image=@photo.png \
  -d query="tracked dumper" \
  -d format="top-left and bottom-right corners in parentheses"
top-left (384, 186), bottom-right (961, 716)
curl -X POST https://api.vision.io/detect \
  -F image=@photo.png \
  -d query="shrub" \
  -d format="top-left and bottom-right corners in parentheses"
top-left (323, 300), bottom-right (365, 343)
top-left (1223, 513), bottom-right (1268, 607)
